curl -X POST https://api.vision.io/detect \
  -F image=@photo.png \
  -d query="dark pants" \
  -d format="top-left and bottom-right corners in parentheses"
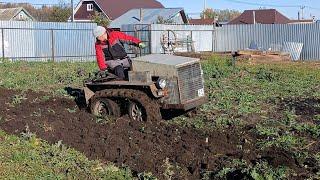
top-left (106, 58), bottom-right (131, 79)
top-left (113, 65), bottom-right (125, 79)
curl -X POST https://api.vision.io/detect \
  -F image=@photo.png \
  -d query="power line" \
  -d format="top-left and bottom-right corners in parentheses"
top-left (223, 0), bottom-right (300, 8)
top-left (305, 6), bottom-right (320, 11)
top-left (223, 0), bottom-right (320, 11)
top-left (223, 0), bottom-right (320, 13)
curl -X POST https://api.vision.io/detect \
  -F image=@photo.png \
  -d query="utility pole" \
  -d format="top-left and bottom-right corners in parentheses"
top-left (300, 5), bottom-right (305, 20)
top-left (71, 0), bottom-right (74, 22)
top-left (203, 0), bottom-right (207, 19)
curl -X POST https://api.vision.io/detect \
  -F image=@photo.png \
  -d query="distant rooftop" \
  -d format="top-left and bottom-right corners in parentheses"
top-left (228, 9), bottom-right (290, 24)
top-left (0, 7), bottom-right (34, 21)
top-left (94, 0), bottom-right (164, 20)
top-left (189, 18), bottom-right (215, 25)
top-left (110, 8), bottom-right (187, 28)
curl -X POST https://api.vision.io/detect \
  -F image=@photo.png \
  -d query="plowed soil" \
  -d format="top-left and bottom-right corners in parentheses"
top-left (0, 88), bottom-right (309, 179)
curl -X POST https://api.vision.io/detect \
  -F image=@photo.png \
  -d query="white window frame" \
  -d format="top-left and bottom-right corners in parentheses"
top-left (19, 13), bottom-right (24, 19)
top-left (87, 4), bottom-right (93, 11)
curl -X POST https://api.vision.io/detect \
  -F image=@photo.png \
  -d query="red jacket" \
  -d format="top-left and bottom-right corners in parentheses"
top-left (95, 31), bottom-right (141, 70)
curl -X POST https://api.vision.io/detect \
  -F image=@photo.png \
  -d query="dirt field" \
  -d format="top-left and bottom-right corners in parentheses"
top-left (0, 87), bottom-right (316, 179)
top-left (0, 56), bottom-right (319, 179)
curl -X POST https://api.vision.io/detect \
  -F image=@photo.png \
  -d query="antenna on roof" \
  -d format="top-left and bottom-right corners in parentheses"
top-left (300, 5), bottom-right (305, 20)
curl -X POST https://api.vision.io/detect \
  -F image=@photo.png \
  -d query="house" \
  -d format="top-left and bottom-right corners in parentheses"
top-left (228, 9), bottom-right (290, 24)
top-left (109, 8), bottom-right (188, 29)
top-left (0, 7), bottom-right (35, 21)
top-left (73, 0), bottom-right (164, 22)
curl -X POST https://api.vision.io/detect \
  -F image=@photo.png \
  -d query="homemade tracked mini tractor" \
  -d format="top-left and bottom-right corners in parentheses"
top-left (84, 54), bottom-right (207, 121)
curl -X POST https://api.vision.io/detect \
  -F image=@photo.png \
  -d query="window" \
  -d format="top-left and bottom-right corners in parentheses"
top-left (87, 4), bottom-right (93, 11)
top-left (19, 13), bottom-right (24, 19)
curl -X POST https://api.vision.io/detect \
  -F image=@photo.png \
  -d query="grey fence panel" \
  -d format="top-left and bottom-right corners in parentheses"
top-left (34, 29), bottom-right (52, 61)
top-left (53, 29), bottom-right (96, 62)
top-left (215, 24), bottom-right (320, 60)
top-left (5, 29), bottom-right (33, 60)
top-left (0, 21), bottom-right (97, 62)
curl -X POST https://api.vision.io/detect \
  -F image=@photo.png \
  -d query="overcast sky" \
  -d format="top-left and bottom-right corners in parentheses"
top-left (4, 0), bottom-right (320, 20)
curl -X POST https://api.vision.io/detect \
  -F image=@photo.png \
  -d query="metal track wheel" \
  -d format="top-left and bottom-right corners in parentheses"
top-left (90, 98), bottom-right (120, 118)
top-left (128, 101), bottom-right (145, 121)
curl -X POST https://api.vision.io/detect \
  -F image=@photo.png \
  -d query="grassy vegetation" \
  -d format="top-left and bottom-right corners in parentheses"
top-left (0, 56), bottom-right (320, 179)
top-left (0, 61), bottom-right (137, 179)
top-left (0, 130), bottom-right (133, 179)
top-left (0, 60), bottom-right (97, 95)
top-left (172, 56), bottom-right (320, 179)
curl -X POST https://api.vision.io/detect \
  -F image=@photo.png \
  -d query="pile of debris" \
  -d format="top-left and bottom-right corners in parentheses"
top-left (235, 50), bottom-right (291, 64)
top-left (175, 50), bottom-right (291, 64)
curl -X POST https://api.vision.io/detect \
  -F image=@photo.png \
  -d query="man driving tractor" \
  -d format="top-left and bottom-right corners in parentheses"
top-left (93, 26), bottom-right (146, 80)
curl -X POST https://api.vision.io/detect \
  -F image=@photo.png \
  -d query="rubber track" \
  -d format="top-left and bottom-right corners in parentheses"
top-left (91, 89), bottom-right (162, 121)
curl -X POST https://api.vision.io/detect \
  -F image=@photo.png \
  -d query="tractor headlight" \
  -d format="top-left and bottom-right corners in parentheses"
top-left (156, 79), bottom-right (167, 89)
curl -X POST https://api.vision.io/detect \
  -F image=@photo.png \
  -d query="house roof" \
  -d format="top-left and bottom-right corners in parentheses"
top-left (228, 9), bottom-right (290, 24)
top-left (110, 8), bottom-right (186, 28)
top-left (94, 0), bottom-right (164, 20)
top-left (0, 7), bottom-right (34, 21)
top-left (189, 18), bottom-right (215, 25)
top-left (0, 7), bottom-right (35, 21)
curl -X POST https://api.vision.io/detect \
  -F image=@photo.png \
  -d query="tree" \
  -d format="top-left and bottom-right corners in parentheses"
top-left (200, 8), bottom-right (241, 22)
top-left (90, 12), bottom-right (110, 27)
top-left (48, 5), bottom-right (71, 22)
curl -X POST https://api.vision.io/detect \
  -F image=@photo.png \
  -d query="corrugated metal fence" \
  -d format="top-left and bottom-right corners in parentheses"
top-left (122, 23), bottom-right (320, 61)
top-left (215, 24), bottom-right (320, 61)
top-left (0, 21), bottom-right (97, 62)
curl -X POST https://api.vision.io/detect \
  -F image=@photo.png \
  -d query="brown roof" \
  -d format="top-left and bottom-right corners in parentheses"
top-left (228, 9), bottom-right (290, 24)
top-left (189, 18), bottom-right (215, 25)
top-left (95, 0), bottom-right (164, 20)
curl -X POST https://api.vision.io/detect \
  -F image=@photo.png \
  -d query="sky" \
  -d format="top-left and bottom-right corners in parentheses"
top-left (3, 0), bottom-right (320, 20)
top-left (158, 0), bottom-right (320, 20)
